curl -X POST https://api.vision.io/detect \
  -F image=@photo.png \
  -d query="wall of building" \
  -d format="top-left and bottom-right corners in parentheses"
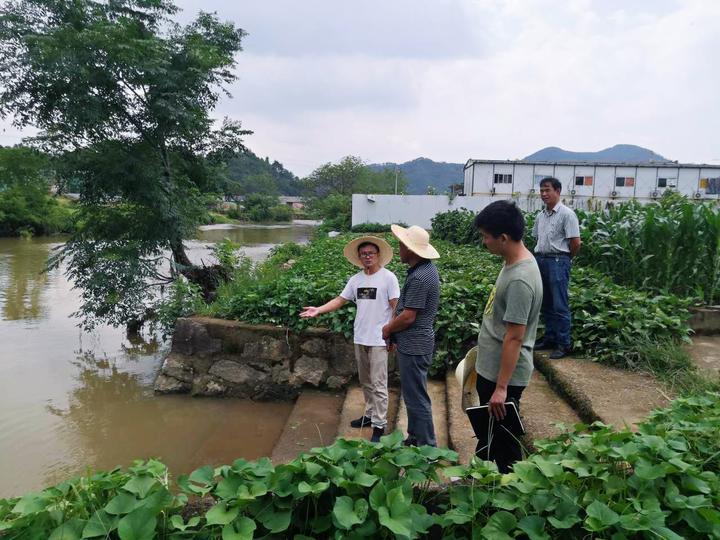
top-left (464, 162), bottom-right (720, 202)
top-left (154, 317), bottom-right (362, 399)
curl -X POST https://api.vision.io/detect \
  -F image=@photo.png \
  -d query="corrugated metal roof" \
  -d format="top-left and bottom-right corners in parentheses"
top-left (464, 159), bottom-right (720, 170)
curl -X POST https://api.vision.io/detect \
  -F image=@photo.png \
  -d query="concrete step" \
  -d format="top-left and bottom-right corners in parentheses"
top-left (534, 351), bottom-right (673, 429)
top-left (336, 384), bottom-right (401, 441)
top-left (394, 379), bottom-right (448, 448)
top-left (270, 389), bottom-right (345, 464)
top-left (687, 336), bottom-right (720, 380)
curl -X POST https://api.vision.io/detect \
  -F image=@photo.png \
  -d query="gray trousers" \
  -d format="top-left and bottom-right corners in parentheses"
top-left (355, 345), bottom-right (389, 428)
top-left (396, 350), bottom-right (437, 447)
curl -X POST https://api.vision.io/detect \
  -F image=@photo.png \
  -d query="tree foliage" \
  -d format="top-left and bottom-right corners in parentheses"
top-left (0, 0), bottom-right (250, 327)
top-left (303, 155), bottom-right (406, 197)
top-left (0, 145), bottom-right (74, 235)
top-left (303, 156), bottom-right (406, 231)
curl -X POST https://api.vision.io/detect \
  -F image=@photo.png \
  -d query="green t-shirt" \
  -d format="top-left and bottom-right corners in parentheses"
top-left (475, 257), bottom-right (543, 387)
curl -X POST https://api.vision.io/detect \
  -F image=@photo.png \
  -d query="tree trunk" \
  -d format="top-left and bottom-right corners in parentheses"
top-left (171, 239), bottom-right (192, 268)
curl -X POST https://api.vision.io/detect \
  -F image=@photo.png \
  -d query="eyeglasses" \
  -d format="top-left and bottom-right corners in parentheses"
top-left (358, 251), bottom-right (378, 258)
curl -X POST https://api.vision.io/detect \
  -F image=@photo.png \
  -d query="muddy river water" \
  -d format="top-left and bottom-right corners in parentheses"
top-left (0, 222), bottom-right (316, 498)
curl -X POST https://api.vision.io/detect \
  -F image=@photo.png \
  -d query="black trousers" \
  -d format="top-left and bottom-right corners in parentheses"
top-left (475, 375), bottom-right (525, 473)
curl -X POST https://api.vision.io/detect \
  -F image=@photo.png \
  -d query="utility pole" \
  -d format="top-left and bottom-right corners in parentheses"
top-left (394, 166), bottom-right (398, 195)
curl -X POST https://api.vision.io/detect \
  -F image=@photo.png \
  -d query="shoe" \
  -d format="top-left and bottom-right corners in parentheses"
top-left (402, 437), bottom-right (417, 447)
top-left (534, 338), bottom-right (554, 350)
top-left (549, 347), bottom-right (570, 359)
top-left (350, 415), bottom-right (371, 428)
top-left (370, 427), bottom-right (385, 443)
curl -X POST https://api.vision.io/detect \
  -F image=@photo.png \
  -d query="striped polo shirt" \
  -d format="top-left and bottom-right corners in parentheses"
top-left (532, 202), bottom-right (581, 254)
top-left (394, 260), bottom-right (440, 355)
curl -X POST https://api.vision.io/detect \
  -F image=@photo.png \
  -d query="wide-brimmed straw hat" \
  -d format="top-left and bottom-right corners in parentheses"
top-left (455, 346), bottom-right (478, 392)
top-left (390, 224), bottom-right (440, 259)
top-left (343, 236), bottom-right (394, 268)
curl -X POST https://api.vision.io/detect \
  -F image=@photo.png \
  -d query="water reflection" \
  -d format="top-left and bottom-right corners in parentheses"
top-left (0, 222), bottom-right (314, 498)
top-left (0, 238), bottom-right (57, 320)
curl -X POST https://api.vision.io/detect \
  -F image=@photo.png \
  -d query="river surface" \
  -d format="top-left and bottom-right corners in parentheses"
top-left (0, 222), bottom-right (317, 498)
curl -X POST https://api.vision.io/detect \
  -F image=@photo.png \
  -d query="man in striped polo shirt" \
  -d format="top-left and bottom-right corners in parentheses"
top-left (382, 225), bottom-right (440, 447)
top-left (532, 177), bottom-right (581, 359)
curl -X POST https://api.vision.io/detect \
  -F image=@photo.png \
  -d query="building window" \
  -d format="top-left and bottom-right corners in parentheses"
top-left (576, 175), bottom-right (593, 186)
top-left (493, 173), bottom-right (512, 184)
top-left (658, 178), bottom-right (667, 188)
top-left (658, 178), bottom-right (676, 189)
top-left (615, 177), bottom-right (635, 187)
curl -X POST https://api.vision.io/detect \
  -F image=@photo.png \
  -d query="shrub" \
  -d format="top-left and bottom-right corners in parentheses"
top-left (269, 203), bottom-right (293, 222)
top-left (206, 234), bottom-right (690, 376)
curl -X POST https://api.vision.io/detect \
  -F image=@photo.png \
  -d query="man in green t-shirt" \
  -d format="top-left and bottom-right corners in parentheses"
top-left (473, 200), bottom-right (543, 473)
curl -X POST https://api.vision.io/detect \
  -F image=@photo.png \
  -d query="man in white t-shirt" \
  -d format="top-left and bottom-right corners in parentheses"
top-left (300, 236), bottom-right (400, 442)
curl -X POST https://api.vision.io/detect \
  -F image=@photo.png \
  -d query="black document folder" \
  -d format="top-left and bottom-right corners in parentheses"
top-left (465, 402), bottom-right (525, 452)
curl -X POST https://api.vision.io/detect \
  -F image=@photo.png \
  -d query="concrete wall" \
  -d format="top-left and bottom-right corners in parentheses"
top-left (154, 317), bottom-right (361, 400)
top-left (352, 194), bottom-right (498, 229)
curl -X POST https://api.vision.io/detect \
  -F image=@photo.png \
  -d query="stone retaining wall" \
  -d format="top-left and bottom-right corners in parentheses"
top-left (154, 317), bottom-right (360, 400)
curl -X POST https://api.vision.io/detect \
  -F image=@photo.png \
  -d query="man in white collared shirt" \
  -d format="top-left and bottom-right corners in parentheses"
top-left (532, 177), bottom-right (581, 359)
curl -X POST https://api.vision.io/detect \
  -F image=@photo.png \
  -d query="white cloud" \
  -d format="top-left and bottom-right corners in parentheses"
top-left (2, 0), bottom-right (719, 174)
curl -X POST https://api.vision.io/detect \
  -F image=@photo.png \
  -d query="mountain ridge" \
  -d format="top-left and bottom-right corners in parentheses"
top-left (371, 145), bottom-right (672, 194)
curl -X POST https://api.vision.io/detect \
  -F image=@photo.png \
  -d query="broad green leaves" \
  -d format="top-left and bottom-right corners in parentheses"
top-left (2, 392), bottom-right (719, 539)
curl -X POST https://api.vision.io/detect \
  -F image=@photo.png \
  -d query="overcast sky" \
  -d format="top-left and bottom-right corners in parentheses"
top-left (2, 0), bottom-right (718, 176)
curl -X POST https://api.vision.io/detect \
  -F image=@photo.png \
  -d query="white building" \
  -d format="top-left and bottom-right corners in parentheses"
top-left (351, 159), bottom-right (720, 229)
top-left (464, 159), bottom-right (720, 211)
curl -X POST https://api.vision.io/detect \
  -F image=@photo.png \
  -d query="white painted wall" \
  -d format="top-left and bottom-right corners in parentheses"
top-left (463, 161), bottom-right (720, 202)
top-left (352, 194), bottom-right (547, 228)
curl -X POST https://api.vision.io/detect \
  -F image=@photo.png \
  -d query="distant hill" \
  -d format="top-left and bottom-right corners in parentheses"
top-left (369, 157), bottom-right (464, 195)
top-left (226, 148), bottom-right (303, 196)
top-left (523, 144), bottom-right (670, 163)
top-left (368, 146), bottom-right (670, 196)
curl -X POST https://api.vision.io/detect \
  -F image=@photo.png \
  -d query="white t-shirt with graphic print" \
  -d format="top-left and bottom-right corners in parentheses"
top-left (340, 267), bottom-right (400, 346)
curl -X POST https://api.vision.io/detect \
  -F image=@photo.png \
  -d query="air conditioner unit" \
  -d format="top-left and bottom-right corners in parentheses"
top-left (611, 190), bottom-right (618, 198)
top-left (651, 190), bottom-right (659, 198)
top-left (570, 189), bottom-right (577, 196)
top-left (694, 191), bottom-right (702, 199)
top-left (529, 188), bottom-right (536, 194)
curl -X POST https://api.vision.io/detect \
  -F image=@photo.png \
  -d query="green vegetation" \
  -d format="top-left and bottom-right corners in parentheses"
top-left (431, 195), bottom-right (720, 304)
top-left (0, 0), bottom-right (250, 329)
top-left (575, 194), bottom-right (720, 304)
top-left (223, 148), bottom-right (303, 199)
top-left (0, 146), bottom-right (75, 236)
top-left (2, 392), bottom-right (719, 538)
top-left (304, 156), bottom-right (408, 232)
top-left (205, 234), bottom-right (690, 377)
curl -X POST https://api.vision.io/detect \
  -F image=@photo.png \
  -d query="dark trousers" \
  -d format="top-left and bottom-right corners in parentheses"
top-left (475, 375), bottom-right (525, 473)
top-left (536, 254), bottom-right (572, 347)
top-left (397, 350), bottom-right (437, 447)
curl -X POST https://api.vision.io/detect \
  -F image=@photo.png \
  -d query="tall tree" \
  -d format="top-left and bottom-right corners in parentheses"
top-left (0, 0), bottom-right (250, 328)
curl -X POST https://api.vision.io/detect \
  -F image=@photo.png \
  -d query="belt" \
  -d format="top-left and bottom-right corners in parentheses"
top-left (535, 252), bottom-right (570, 258)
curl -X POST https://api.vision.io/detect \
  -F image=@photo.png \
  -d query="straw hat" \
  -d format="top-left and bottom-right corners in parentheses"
top-left (455, 346), bottom-right (478, 394)
top-left (343, 236), bottom-right (394, 268)
top-left (390, 224), bottom-right (440, 259)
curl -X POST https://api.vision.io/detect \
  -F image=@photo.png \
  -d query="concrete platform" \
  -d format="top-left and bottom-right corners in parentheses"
top-left (395, 379), bottom-right (448, 448)
top-left (520, 370), bottom-right (581, 444)
top-left (687, 336), bottom-right (720, 379)
top-left (270, 389), bottom-right (345, 464)
top-left (336, 384), bottom-right (400, 441)
top-left (534, 352), bottom-right (673, 429)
